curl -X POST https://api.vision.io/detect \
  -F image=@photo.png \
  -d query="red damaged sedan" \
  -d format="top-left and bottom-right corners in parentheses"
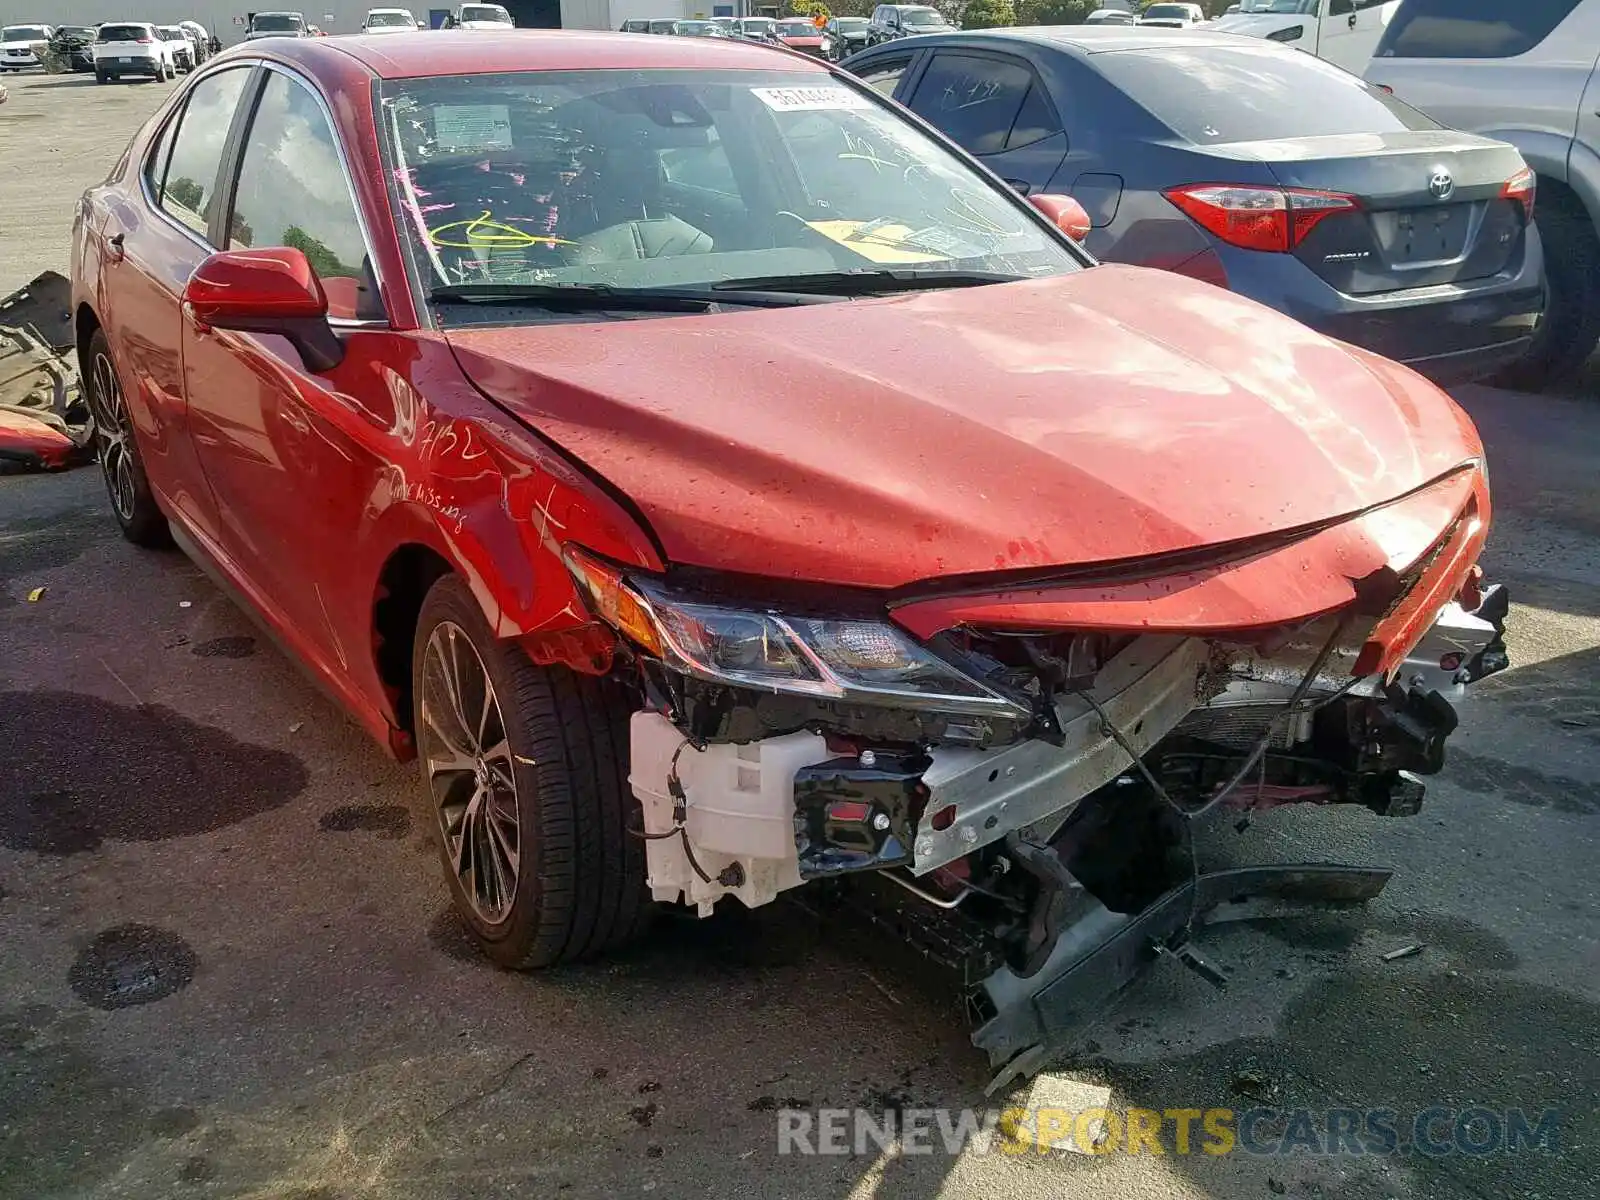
top-left (72, 30), bottom-right (1509, 1069)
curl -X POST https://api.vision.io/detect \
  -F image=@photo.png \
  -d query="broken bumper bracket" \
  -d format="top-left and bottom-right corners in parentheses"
top-left (972, 863), bottom-right (1393, 1074)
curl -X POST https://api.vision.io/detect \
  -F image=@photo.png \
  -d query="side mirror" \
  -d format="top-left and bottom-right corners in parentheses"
top-left (183, 247), bottom-right (344, 372)
top-left (1028, 193), bottom-right (1092, 243)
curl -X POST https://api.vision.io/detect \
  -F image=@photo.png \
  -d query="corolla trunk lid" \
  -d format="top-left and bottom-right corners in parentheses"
top-left (443, 266), bottom-right (1478, 589)
top-left (1204, 131), bottom-right (1531, 295)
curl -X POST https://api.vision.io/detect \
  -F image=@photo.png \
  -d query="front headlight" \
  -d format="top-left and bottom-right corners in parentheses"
top-left (1266, 23), bottom-right (1303, 41)
top-left (564, 546), bottom-right (1025, 718)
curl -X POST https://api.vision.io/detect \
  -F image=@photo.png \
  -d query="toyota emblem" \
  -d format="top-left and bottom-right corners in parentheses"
top-left (1427, 168), bottom-right (1455, 201)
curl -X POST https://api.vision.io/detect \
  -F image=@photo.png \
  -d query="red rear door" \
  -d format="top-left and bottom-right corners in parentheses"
top-left (95, 63), bottom-right (256, 546)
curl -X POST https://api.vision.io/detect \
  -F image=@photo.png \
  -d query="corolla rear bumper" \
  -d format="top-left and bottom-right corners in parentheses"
top-left (1217, 227), bottom-right (1545, 385)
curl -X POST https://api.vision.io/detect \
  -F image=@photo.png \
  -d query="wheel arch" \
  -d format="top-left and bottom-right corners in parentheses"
top-left (372, 539), bottom-right (456, 753)
top-left (75, 301), bottom-right (102, 378)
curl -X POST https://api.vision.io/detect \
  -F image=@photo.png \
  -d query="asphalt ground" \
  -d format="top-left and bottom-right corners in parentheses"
top-left (2, 69), bottom-right (1597, 1200)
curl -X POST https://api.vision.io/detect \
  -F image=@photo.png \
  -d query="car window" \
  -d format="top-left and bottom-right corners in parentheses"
top-left (1374, 0), bottom-right (1581, 58)
top-left (378, 69), bottom-right (1081, 315)
top-left (906, 53), bottom-right (1033, 157)
top-left (157, 67), bottom-right (253, 241)
top-left (1092, 44), bottom-right (1440, 144)
top-left (227, 71), bottom-right (379, 320)
top-left (251, 13), bottom-right (304, 31)
top-left (144, 110), bottom-right (178, 197)
top-left (98, 24), bottom-right (152, 41)
top-left (1005, 81), bottom-right (1062, 152)
top-left (854, 56), bottom-right (910, 97)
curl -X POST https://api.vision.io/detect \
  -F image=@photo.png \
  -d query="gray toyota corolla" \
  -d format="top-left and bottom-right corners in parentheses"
top-left (844, 26), bottom-right (1544, 385)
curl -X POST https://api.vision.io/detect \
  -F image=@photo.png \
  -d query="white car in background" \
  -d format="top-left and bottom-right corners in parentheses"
top-left (156, 25), bottom-right (194, 71)
top-left (362, 7), bottom-right (420, 32)
top-left (92, 22), bottom-right (177, 82)
top-left (2, 24), bottom-right (52, 71)
top-left (245, 11), bottom-right (310, 39)
top-left (1205, 0), bottom-right (1400, 74)
top-left (1137, 3), bottom-right (1205, 26)
top-left (445, 3), bottom-right (514, 28)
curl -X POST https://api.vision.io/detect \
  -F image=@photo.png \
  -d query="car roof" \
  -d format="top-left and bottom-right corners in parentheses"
top-left (287, 28), bottom-right (832, 77)
top-left (879, 25), bottom-right (1265, 55)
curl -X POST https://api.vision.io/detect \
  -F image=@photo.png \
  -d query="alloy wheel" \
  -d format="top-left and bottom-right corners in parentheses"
top-left (419, 621), bottom-right (520, 924)
top-left (89, 350), bottom-right (137, 522)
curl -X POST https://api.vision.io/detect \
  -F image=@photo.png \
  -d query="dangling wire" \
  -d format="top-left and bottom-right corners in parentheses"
top-left (1077, 611), bottom-right (1358, 934)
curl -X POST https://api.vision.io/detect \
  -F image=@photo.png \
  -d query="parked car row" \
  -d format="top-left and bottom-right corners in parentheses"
top-left (2, 20), bottom-right (217, 80)
top-left (68, 28), bottom-right (1512, 1069)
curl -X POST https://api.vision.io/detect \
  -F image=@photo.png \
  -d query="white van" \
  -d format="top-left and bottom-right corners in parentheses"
top-left (444, 3), bottom-right (514, 28)
top-left (1205, 0), bottom-right (1400, 75)
top-left (362, 7), bottom-right (419, 31)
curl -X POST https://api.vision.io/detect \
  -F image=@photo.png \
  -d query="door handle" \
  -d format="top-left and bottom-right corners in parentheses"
top-left (1004, 178), bottom-right (1032, 195)
top-left (1347, 11), bottom-right (1357, 27)
top-left (105, 232), bottom-right (125, 264)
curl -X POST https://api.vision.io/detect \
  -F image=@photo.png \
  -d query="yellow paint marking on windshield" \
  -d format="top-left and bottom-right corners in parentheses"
top-left (428, 210), bottom-right (579, 250)
top-left (804, 220), bottom-right (949, 264)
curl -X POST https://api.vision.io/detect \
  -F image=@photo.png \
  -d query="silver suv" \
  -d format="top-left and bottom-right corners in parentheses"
top-left (1367, 0), bottom-right (1600, 388)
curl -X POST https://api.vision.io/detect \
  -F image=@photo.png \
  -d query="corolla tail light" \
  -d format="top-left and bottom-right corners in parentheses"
top-left (1163, 184), bottom-right (1359, 253)
top-left (1500, 167), bottom-right (1536, 221)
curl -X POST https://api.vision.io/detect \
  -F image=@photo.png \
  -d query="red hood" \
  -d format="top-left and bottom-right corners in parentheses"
top-left (445, 265), bottom-right (1481, 590)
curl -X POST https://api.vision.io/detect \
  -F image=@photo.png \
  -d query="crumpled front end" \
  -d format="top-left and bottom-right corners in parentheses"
top-left (557, 459), bottom-right (1507, 1074)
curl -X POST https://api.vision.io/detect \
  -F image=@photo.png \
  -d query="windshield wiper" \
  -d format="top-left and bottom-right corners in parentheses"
top-left (428, 282), bottom-right (808, 311)
top-left (710, 269), bottom-right (1031, 296)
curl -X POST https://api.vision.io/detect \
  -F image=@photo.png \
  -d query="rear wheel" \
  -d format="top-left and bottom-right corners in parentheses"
top-left (84, 329), bottom-right (169, 547)
top-left (1495, 191), bottom-right (1600, 392)
top-left (411, 575), bottom-right (651, 969)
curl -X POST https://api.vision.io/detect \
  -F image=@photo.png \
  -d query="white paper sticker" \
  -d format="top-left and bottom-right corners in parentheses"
top-left (432, 104), bottom-right (513, 150)
top-left (750, 85), bottom-right (871, 112)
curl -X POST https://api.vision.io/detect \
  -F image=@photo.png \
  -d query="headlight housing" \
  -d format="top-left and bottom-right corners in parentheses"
top-left (564, 546), bottom-right (1027, 719)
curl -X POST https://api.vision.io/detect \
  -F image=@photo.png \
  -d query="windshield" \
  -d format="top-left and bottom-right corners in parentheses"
top-left (1238, 0), bottom-right (1317, 12)
top-left (367, 10), bottom-right (416, 24)
top-left (158, 27), bottom-right (185, 37)
top-left (1142, 4), bottom-right (1192, 17)
top-left (461, 5), bottom-right (512, 21)
top-left (3, 25), bottom-right (48, 40)
top-left (834, 17), bottom-right (868, 27)
top-left (251, 13), bottom-right (304, 30)
top-left (901, 8), bottom-right (946, 26)
top-left (777, 21), bottom-right (816, 35)
top-left (379, 70), bottom-right (1079, 318)
top-left (677, 20), bottom-right (716, 32)
top-left (740, 18), bottom-right (773, 31)
top-left (97, 24), bottom-right (150, 41)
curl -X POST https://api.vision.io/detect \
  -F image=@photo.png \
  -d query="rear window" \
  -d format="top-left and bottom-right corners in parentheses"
top-left (97, 24), bottom-right (151, 41)
top-left (1094, 44), bottom-right (1440, 144)
top-left (1143, 4), bottom-right (1192, 16)
top-left (251, 13), bottom-right (304, 30)
top-left (461, 4), bottom-right (511, 20)
top-left (1374, 0), bottom-right (1582, 59)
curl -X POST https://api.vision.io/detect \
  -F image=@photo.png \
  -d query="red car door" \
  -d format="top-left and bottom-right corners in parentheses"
top-left (182, 64), bottom-right (396, 674)
top-left (94, 64), bottom-right (256, 546)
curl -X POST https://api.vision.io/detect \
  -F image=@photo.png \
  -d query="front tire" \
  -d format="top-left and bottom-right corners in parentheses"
top-left (84, 329), bottom-right (169, 547)
top-left (411, 575), bottom-right (651, 970)
top-left (1496, 192), bottom-right (1600, 391)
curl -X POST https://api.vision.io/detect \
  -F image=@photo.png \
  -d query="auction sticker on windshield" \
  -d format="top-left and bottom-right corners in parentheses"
top-left (433, 104), bottom-right (514, 151)
top-left (752, 86), bottom-right (872, 111)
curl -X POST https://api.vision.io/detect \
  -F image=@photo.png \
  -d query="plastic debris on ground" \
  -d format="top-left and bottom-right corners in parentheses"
top-left (0, 272), bottom-right (92, 473)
